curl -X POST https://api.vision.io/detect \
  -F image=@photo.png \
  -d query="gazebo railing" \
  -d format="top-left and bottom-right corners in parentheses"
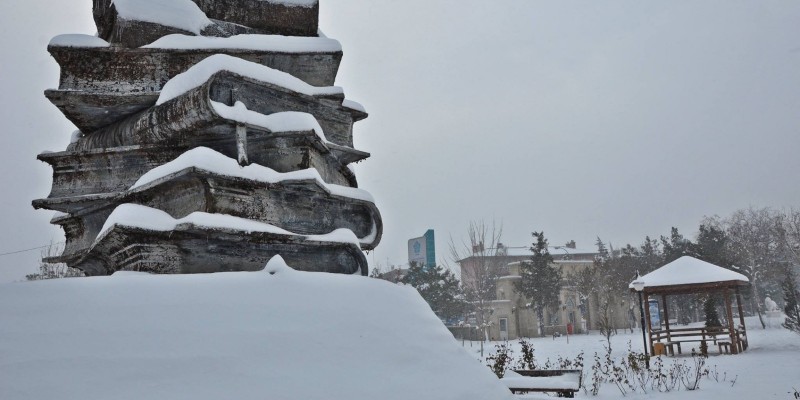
top-left (649, 326), bottom-right (737, 356)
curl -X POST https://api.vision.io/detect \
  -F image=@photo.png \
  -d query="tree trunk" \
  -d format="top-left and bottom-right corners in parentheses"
top-left (537, 307), bottom-right (545, 337)
top-left (751, 281), bottom-right (766, 329)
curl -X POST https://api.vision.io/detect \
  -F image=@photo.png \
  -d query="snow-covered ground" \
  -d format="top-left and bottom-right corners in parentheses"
top-left (0, 259), bottom-right (513, 400)
top-left (466, 316), bottom-right (799, 399)
top-left (1, 265), bottom-right (796, 400)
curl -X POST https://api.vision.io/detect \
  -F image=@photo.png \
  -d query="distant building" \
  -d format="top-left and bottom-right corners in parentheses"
top-left (458, 242), bottom-right (633, 340)
top-left (408, 229), bottom-right (436, 267)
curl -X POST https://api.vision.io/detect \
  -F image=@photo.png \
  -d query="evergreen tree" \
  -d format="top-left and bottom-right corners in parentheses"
top-left (660, 228), bottom-right (701, 324)
top-left (782, 267), bottom-right (800, 335)
top-left (696, 223), bottom-right (728, 329)
top-left (595, 237), bottom-right (609, 261)
top-left (703, 295), bottom-right (722, 328)
top-left (514, 232), bottom-right (562, 336)
top-left (660, 227), bottom-right (696, 264)
top-left (695, 223), bottom-right (732, 268)
top-left (401, 263), bottom-right (466, 321)
top-left (637, 236), bottom-right (662, 275)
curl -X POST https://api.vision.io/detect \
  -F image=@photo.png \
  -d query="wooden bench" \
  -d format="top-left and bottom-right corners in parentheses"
top-left (651, 326), bottom-right (729, 356)
top-left (500, 369), bottom-right (582, 398)
top-left (717, 341), bottom-right (731, 354)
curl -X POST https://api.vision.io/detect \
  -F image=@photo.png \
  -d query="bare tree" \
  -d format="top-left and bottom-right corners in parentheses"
top-left (369, 264), bottom-right (406, 283)
top-left (26, 241), bottom-right (84, 281)
top-left (781, 263), bottom-right (800, 335)
top-left (724, 207), bottom-right (784, 329)
top-left (591, 244), bottom-right (621, 348)
top-left (775, 208), bottom-right (800, 267)
top-left (568, 266), bottom-right (595, 332)
top-left (449, 220), bottom-right (504, 358)
top-left (596, 292), bottom-right (617, 350)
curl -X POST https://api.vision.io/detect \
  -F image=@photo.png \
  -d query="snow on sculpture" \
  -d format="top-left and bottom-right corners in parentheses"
top-left (765, 296), bottom-right (779, 312)
top-left (34, 0), bottom-right (381, 276)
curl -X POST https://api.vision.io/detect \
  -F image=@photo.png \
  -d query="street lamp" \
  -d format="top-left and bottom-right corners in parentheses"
top-left (632, 279), bottom-right (650, 369)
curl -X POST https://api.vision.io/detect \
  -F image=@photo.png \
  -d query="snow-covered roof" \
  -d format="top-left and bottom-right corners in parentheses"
top-left (0, 257), bottom-right (512, 400)
top-left (496, 246), bottom-right (597, 257)
top-left (629, 256), bottom-right (749, 290)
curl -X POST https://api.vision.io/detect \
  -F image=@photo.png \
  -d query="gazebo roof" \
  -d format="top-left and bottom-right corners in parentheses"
top-left (629, 256), bottom-right (749, 292)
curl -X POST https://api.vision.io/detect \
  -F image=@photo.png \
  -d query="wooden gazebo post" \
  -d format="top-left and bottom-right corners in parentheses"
top-left (723, 288), bottom-right (739, 354)
top-left (662, 294), bottom-right (671, 351)
top-left (643, 291), bottom-right (654, 355)
top-left (735, 287), bottom-right (748, 351)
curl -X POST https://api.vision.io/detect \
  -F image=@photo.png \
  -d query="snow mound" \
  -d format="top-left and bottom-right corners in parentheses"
top-left (0, 265), bottom-right (512, 400)
top-left (156, 54), bottom-right (343, 105)
top-left (110, 271), bottom-right (153, 277)
top-left (112, 0), bottom-right (212, 34)
top-left (263, 255), bottom-right (294, 275)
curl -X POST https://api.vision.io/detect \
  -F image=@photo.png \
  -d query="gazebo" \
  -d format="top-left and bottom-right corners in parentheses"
top-left (629, 256), bottom-right (750, 355)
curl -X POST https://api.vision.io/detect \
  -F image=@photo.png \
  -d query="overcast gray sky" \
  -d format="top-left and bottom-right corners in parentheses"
top-left (1, 1), bottom-right (798, 281)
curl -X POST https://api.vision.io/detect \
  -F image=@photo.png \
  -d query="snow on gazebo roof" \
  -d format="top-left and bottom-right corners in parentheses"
top-left (629, 256), bottom-right (749, 290)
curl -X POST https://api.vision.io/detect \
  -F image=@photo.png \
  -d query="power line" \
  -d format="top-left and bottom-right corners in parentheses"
top-left (0, 242), bottom-right (65, 258)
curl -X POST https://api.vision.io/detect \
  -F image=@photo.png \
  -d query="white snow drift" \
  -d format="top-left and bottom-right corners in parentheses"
top-left (0, 257), bottom-right (512, 400)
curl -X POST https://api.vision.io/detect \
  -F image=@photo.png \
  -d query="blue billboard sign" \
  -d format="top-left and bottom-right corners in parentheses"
top-left (648, 299), bottom-right (661, 328)
top-left (408, 229), bottom-right (436, 268)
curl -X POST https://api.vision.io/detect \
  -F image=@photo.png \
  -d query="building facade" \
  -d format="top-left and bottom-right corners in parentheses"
top-left (459, 242), bottom-right (635, 340)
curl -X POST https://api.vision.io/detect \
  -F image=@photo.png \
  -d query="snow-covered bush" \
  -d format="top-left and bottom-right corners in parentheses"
top-left (585, 342), bottom-right (735, 396)
top-left (485, 343), bottom-right (513, 378)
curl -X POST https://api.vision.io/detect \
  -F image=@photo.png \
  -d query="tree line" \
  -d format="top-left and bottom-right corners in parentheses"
top-left (372, 206), bottom-right (800, 336)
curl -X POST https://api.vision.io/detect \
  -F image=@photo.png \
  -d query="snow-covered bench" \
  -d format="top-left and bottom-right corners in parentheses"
top-left (500, 369), bottom-right (582, 398)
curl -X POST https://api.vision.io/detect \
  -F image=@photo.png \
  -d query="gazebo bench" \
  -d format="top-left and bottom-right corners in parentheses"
top-left (664, 339), bottom-right (710, 356)
top-left (717, 341), bottom-right (731, 354)
top-left (652, 326), bottom-right (730, 355)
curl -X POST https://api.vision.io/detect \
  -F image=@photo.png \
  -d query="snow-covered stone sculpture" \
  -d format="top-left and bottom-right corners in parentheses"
top-left (34, 0), bottom-right (380, 276)
top-left (765, 296), bottom-right (779, 312)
